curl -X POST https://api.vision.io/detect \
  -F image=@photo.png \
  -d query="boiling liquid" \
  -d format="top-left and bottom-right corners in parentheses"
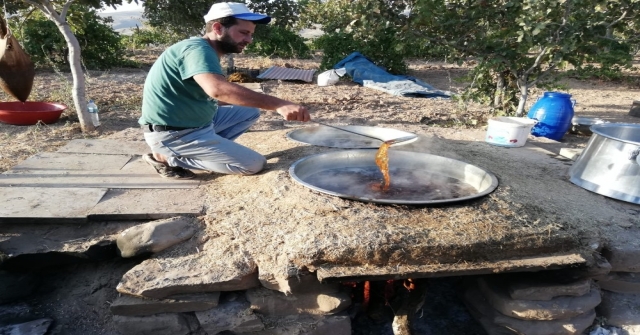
top-left (303, 167), bottom-right (477, 202)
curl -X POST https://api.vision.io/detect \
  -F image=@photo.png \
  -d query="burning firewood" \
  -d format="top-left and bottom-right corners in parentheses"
top-left (391, 278), bottom-right (428, 335)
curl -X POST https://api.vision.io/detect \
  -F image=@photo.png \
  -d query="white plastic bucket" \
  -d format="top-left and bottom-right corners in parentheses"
top-left (485, 117), bottom-right (537, 147)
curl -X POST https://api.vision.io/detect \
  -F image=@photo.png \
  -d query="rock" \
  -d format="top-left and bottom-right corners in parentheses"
top-left (195, 300), bottom-right (264, 334)
top-left (596, 272), bottom-right (640, 294)
top-left (464, 283), bottom-right (595, 335)
top-left (597, 290), bottom-right (640, 330)
top-left (508, 276), bottom-right (591, 301)
top-left (0, 271), bottom-right (39, 304)
top-left (259, 269), bottom-right (340, 295)
top-left (117, 216), bottom-right (198, 258)
top-left (117, 243), bottom-right (260, 299)
top-left (0, 318), bottom-right (52, 335)
top-left (0, 222), bottom-right (134, 271)
top-left (110, 292), bottom-right (220, 316)
top-left (478, 277), bottom-right (600, 320)
top-left (112, 313), bottom-right (199, 335)
top-left (251, 314), bottom-right (351, 335)
top-left (246, 287), bottom-right (351, 316)
top-left (602, 244), bottom-right (640, 273)
top-left (0, 303), bottom-right (31, 326)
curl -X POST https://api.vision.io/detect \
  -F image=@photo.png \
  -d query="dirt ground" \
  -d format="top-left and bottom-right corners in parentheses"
top-left (1, 50), bottom-right (640, 334)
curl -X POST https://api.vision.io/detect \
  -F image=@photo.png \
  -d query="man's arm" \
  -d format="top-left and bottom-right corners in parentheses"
top-left (193, 73), bottom-right (310, 122)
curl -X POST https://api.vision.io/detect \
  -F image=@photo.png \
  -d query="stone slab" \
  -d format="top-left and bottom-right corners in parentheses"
top-left (0, 171), bottom-right (198, 188)
top-left (89, 189), bottom-right (204, 220)
top-left (508, 277), bottom-right (592, 301)
top-left (6, 152), bottom-right (132, 172)
top-left (597, 290), bottom-right (640, 330)
top-left (0, 318), bottom-right (52, 335)
top-left (246, 287), bottom-right (351, 316)
top-left (195, 300), bottom-right (264, 334)
top-left (316, 253), bottom-right (588, 282)
top-left (464, 283), bottom-right (595, 335)
top-left (0, 187), bottom-right (107, 223)
top-left (559, 148), bottom-right (583, 161)
top-left (57, 139), bottom-right (149, 155)
top-left (478, 277), bottom-right (601, 320)
top-left (113, 313), bottom-right (199, 335)
top-left (0, 155), bottom-right (199, 189)
top-left (110, 292), bottom-right (220, 316)
top-left (597, 272), bottom-right (640, 294)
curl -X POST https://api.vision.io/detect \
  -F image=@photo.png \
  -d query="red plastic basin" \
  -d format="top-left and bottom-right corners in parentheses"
top-left (0, 101), bottom-right (67, 125)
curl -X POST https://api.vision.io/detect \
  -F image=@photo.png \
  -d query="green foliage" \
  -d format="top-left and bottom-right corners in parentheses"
top-left (299, 0), bottom-right (411, 74)
top-left (142, 0), bottom-right (301, 39)
top-left (120, 26), bottom-right (183, 50)
top-left (11, 5), bottom-right (127, 70)
top-left (244, 25), bottom-right (311, 59)
top-left (411, 0), bottom-right (640, 115)
top-left (314, 29), bottom-right (407, 74)
top-left (567, 64), bottom-right (626, 82)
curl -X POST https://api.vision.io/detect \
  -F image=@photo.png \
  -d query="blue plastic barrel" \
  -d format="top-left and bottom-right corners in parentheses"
top-left (527, 91), bottom-right (575, 141)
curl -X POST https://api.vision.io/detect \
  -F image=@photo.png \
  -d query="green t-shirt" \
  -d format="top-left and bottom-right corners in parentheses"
top-left (139, 37), bottom-right (223, 128)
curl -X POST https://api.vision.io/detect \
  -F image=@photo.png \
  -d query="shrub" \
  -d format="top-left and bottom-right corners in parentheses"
top-left (11, 6), bottom-right (127, 70)
top-left (244, 25), bottom-right (311, 59)
top-left (313, 28), bottom-right (407, 74)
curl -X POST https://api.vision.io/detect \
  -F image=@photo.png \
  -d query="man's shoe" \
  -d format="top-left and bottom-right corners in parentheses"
top-left (142, 154), bottom-right (196, 180)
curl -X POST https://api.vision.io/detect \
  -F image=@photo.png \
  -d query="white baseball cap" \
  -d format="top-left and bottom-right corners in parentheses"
top-left (203, 2), bottom-right (271, 24)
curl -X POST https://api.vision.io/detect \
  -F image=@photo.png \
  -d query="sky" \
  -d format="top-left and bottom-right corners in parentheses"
top-left (100, 2), bottom-right (144, 14)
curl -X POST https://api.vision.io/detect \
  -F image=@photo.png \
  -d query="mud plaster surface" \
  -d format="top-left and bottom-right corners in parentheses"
top-left (107, 124), bottom-right (639, 283)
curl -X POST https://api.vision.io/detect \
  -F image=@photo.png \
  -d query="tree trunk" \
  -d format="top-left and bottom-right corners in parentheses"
top-left (515, 78), bottom-right (529, 117)
top-left (34, 0), bottom-right (95, 132)
top-left (56, 21), bottom-right (94, 132)
top-left (494, 73), bottom-right (505, 108)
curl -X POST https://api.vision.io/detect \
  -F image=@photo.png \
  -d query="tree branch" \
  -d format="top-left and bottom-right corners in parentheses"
top-left (607, 10), bottom-right (628, 30)
top-left (60, 0), bottom-right (75, 21)
top-left (524, 46), bottom-right (548, 76)
top-left (530, 63), bottom-right (557, 87)
top-left (21, 0), bottom-right (46, 12)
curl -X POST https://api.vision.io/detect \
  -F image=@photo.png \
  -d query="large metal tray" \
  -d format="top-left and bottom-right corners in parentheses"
top-left (287, 125), bottom-right (418, 149)
top-left (289, 149), bottom-right (498, 205)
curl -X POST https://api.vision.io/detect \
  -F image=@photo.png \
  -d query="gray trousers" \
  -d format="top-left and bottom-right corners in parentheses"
top-left (143, 105), bottom-right (266, 175)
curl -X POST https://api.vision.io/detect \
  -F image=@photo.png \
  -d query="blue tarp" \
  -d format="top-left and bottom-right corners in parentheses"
top-left (334, 52), bottom-right (451, 98)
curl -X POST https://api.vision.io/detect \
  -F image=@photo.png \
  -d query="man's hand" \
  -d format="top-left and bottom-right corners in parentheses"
top-left (276, 104), bottom-right (311, 122)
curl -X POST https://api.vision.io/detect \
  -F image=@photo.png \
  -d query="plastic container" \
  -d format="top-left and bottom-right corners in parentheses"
top-left (87, 99), bottom-right (100, 127)
top-left (485, 117), bottom-right (537, 147)
top-left (527, 91), bottom-right (575, 141)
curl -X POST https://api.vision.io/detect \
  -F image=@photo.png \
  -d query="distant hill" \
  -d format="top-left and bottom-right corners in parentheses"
top-left (98, 10), bottom-right (144, 35)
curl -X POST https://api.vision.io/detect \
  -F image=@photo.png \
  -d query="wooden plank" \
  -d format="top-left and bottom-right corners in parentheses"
top-left (57, 139), bottom-right (149, 155)
top-left (88, 188), bottom-right (205, 220)
top-left (316, 253), bottom-right (588, 282)
top-left (9, 152), bottom-right (132, 172)
top-left (0, 187), bottom-right (107, 223)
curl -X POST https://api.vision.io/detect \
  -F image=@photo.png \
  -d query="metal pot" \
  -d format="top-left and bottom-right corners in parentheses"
top-left (289, 149), bottom-right (498, 205)
top-left (570, 117), bottom-right (608, 136)
top-left (569, 123), bottom-right (640, 204)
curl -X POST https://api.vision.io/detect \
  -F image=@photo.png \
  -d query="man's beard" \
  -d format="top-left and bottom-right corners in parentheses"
top-left (218, 32), bottom-right (246, 54)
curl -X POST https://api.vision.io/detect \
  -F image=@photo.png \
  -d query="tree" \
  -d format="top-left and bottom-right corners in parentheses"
top-left (142, 0), bottom-right (301, 39)
top-left (298, 0), bottom-right (413, 73)
top-left (6, 0), bottom-right (134, 132)
top-left (412, 0), bottom-right (640, 116)
top-left (15, 6), bottom-right (125, 70)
